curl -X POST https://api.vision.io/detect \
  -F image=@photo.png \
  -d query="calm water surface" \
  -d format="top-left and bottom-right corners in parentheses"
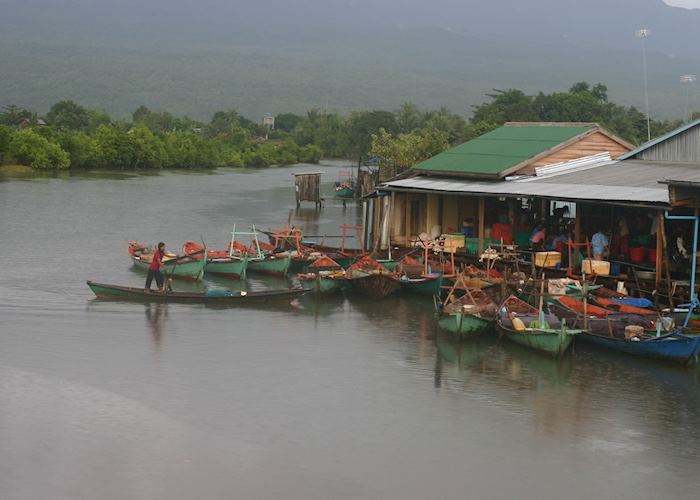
top-left (1, 162), bottom-right (700, 500)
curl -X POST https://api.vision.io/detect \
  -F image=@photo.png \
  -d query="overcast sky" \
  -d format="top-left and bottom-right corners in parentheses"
top-left (664, 0), bottom-right (700, 7)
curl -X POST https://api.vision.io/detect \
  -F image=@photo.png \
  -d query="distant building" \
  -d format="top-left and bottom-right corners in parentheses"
top-left (262, 115), bottom-right (275, 130)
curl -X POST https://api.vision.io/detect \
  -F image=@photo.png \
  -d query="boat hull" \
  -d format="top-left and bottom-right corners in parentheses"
top-left (401, 274), bottom-right (444, 296)
top-left (130, 255), bottom-right (206, 280)
top-left (347, 274), bottom-right (400, 299)
top-left (438, 313), bottom-right (492, 337)
top-left (204, 256), bottom-right (248, 279)
top-left (248, 256), bottom-right (291, 277)
top-left (87, 281), bottom-right (306, 303)
top-left (378, 259), bottom-right (399, 271)
top-left (301, 276), bottom-right (344, 295)
top-left (335, 186), bottom-right (354, 198)
top-left (500, 327), bottom-right (576, 357)
top-left (578, 332), bottom-right (700, 364)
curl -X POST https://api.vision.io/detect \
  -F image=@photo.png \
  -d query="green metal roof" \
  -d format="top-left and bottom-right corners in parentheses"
top-left (413, 124), bottom-right (595, 177)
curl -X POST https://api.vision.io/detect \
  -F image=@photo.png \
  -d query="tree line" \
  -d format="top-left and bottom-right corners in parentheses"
top-left (0, 82), bottom-right (695, 170)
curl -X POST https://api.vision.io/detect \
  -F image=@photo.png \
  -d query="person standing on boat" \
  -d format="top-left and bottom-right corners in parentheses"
top-left (145, 242), bottom-right (166, 292)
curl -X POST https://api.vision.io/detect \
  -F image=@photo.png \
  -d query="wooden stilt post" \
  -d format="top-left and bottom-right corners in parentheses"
top-left (405, 195), bottom-right (411, 248)
top-left (655, 211), bottom-right (663, 297)
top-left (574, 203), bottom-right (582, 270)
top-left (478, 197), bottom-right (485, 254)
top-left (661, 213), bottom-right (674, 309)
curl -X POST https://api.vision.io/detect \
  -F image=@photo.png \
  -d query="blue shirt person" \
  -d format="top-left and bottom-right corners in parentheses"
top-left (591, 231), bottom-right (609, 260)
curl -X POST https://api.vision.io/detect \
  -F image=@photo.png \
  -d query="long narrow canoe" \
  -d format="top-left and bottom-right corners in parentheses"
top-left (497, 296), bottom-right (582, 357)
top-left (128, 241), bottom-right (206, 280)
top-left (87, 281), bottom-right (306, 303)
top-left (579, 329), bottom-right (700, 365)
top-left (548, 302), bottom-right (700, 364)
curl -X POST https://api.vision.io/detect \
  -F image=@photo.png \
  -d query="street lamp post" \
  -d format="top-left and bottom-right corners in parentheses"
top-left (681, 74), bottom-right (697, 123)
top-left (636, 28), bottom-right (651, 142)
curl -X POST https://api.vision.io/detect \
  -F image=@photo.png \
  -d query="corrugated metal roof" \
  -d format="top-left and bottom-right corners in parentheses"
top-left (534, 159), bottom-right (700, 188)
top-left (412, 123), bottom-right (594, 177)
top-left (382, 176), bottom-right (668, 204)
top-left (618, 117), bottom-right (700, 160)
top-left (380, 159), bottom-right (700, 206)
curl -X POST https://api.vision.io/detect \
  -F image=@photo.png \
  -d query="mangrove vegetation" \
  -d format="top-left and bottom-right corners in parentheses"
top-left (0, 82), bottom-right (695, 171)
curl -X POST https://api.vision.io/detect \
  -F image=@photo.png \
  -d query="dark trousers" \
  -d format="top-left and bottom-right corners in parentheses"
top-left (146, 269), bottom-right (164, 289)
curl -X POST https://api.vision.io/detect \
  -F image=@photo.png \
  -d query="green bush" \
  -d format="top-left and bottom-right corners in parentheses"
top-left (7, 129), bottom-right (69, 169)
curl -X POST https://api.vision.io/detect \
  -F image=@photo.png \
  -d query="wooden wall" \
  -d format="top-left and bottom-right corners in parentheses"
top-left (520, 131), bottom-right (631, 174)
top-left (294, 173), bottom-right (321, 205)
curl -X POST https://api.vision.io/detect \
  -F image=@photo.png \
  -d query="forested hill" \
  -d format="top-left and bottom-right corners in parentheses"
top-left (3, 0), bottom-right (698, 56)
top-left (0, 0), bottom-right (699, 119)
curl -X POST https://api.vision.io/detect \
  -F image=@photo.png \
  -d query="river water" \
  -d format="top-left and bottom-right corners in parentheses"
top-left (1, 162), bottom-right (700, 500)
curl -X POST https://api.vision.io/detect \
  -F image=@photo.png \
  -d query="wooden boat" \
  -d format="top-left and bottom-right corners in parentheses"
top-left (555, 296), bottom-right (658, 324)
top-left (400, 273), bottom-right (444, 295)
top-left (229, 239), bottom-right (292, 277)
top-left (437, 288), bottom-right (498, 337)
top-left (591, 296), bottom-right (656, 316)
top-left (248, 254), bottom-right (291, 277)
top-left (548, 302), bottom-right (700, 364)
top-left (334, 171), bottom-right (355, 198)
top-left (345, 255), bottom-right (400, 299)
top-left (549, 300), bottom-right (654, 334)
top-left (496, 295), bottom-right (582, 357)
top-left (557, 295), bottom-right (626, 319)
top-left (87, 280), bottom-right (307, 304)
top-left (182, 241), bottom-right (248, 279)
top-left (297, 255), bottom-right (345, 294)
top-left (128, 241), bottom-right (206, 280)
top-left (334, 184), bottom-right (355, 198)
top-left (395, 256), bottom-right (444, 295)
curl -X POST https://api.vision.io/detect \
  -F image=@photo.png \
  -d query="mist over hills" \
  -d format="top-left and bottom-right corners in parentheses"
top-left (1, 0), bottom-right (699, 120)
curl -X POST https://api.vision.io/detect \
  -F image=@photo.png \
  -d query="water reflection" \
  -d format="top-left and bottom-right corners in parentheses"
top-left (144, 303), bottom-right (168, 348)
top-left (292, 293), bottom-right (347, 321)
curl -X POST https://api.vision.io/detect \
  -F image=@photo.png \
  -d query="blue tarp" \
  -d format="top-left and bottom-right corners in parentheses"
top-left (610, 297), bottom-right (654, 309)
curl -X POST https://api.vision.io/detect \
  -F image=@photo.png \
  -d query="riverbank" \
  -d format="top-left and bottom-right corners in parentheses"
top-left (0, 164), bottom-right (34, 178)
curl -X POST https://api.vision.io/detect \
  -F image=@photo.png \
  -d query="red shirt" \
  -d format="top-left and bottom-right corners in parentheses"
top-left (149, 250), bottom-right (164, 271)
top-left (492, 223), bottom-right (513, 245)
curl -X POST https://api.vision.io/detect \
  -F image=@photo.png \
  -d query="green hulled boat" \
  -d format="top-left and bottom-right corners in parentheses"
top-left (378, 259), bottom-right (399, 271)
top-left (401, 273), bottom-right (444, 295)
top-left (334, 185), bottom-right (355, 198)
top-left (248, 255), bottom-right (291, 277)
top-left (496, 295), bottom-right (582, 357)
top-left (128, 241), bottom-right (206, 280)
top-left (298, 255), bottom-right (345, 294)
top-left (437, 288), bottom-right (497, 337)
top-left (183, 241), bottom-right (248, 280)
top-left (205, 254), bottom-right (248, 279)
